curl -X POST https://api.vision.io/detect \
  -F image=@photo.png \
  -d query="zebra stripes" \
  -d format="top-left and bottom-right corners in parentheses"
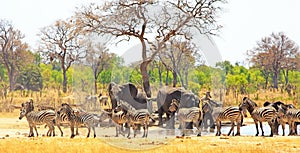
top-left (215, 106), bottom-right (242, 136)
top-left (169, 99), bottom-right (202, 136)
top-left (286, 108), bottom-right (300, 135)
top-left (57, 103), bottom-right (100, 138)
top-left (115, 101), bottom-right (151, 138)
top-left (239, 97), bottom-right (277, 137)
top-left (19, 99), bottom-right (56, 137)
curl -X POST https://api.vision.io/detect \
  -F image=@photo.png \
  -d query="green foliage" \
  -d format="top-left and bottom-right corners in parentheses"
top-left (16, 64), bottom-right (43, 91)
top-left (188, 81), bottom-right (201, 94)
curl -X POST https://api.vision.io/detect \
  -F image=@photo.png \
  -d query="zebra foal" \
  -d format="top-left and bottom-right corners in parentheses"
top-left (239, 97), bottom-right (277, 137)
top-left (169, 99), bottom-right (202, 137)
top-left (19, 99), bottom-right (56, 137)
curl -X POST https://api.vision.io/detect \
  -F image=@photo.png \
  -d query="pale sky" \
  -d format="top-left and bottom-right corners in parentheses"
top-left (1, 0), bottom-right (300, 66)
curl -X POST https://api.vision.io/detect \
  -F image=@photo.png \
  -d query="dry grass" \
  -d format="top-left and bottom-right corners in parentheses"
top-left (0, 136), bottom-right (300, 153)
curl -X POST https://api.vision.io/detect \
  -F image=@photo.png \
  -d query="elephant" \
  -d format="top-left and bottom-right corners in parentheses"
top-left (107, 82), bottom-right (152, 113)
top-left (156, 87), bottom-right (200, 129)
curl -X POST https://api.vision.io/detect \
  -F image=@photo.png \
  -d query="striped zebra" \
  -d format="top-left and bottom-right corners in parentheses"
top-left (57, 103), bottom-right (76, 138)
top-left (57, 103), bottom-right (99, 138)
top-left (285, 106), bottom-right (300, 136)
top-left (201, 99), bottom-right (223, 132)
top-left (19, 99), bottom-right (56, 137)
top-left (102, 108), bottom-right (128, 137)
top-left (169, 99), bottom-right (202, 136)
top-left (214, 106), bottom-right (242, 136)
top-left (115, 101), bottom-right (152, 138)
top-left (239, 97), bottom-right (277, 137)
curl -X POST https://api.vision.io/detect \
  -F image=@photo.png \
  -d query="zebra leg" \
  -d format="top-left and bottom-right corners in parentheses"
top-left (145, 124), bottom-right (149, 138)
top-left (254, 120), bottom-right (259, 136)
top-left (93, 126), bottom-right (96, 138)
top-left (288, 121), bottom-right (293, 136)
top-left (76, 124), bottom-right (79, 135)
top-left (259, 121), bottom-right (264, 136)
top-left (227, 121), bottom-right (235, 136)
top-left (142, 125), bottom-right (146, 138)
top-left (115, 126), bottom-right (119, 137)
top-left (70, 122), bottom-right (75, 138)
top-left (127, 126), bottom-right (131, 138)
top-left (291, 121), bottom-right (296, 135)
top-left (195, 121), bottom-right (201, 136)
top-left (56, 124), bottom-right (63, 137)
top-left (281, 122), bottom-right (285, 136)
top-left (268, 121), bottom-right (274, 137)
top-left (34, 126), bottom-right (39, 137)
top-left (235, 119), bottom-right (241, 136)
top-left (215, 121), bottom-right (221, 136)
top-left (273, 119), bottom-right (279, 135)
top-left (181, 122), bottom-right (186, 137)
top-left (86, 126), bottom-right (91, 138)
top-left (133, 125), bottom-right (138, 138)
top-left (28, 126), bottom-right (34, 137)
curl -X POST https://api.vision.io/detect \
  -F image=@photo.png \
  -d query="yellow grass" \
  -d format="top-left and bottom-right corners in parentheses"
top-left (0, 136), bottom-right (300, 153)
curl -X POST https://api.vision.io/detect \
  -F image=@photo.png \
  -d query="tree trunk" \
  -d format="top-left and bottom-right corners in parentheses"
top-left (172, 70), bottom-right (177, 87)
top-left (273, 71), bottom-right (279, 89)
top-left (94, 79), bottom-right (98, 95)
top-left (165, 70), bottom-right (169, 86)
top-left (283, 69), bottom-right (289, 85)
top-left (62, 69), bottom-right (67, 93)
top-left (158, 65), bottom-right (162, 87)
top-left (8, 70), bottom-right (15, 91)
top-left (140, 61), bottom-right (151, 98)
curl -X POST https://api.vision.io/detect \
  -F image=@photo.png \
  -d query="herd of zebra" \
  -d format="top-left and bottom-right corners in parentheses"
top-left (17, 95), bottom-right (300, 139)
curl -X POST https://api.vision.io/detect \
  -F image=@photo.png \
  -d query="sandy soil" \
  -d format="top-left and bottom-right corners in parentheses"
top-left (1, 116), bottom-right (300, 152)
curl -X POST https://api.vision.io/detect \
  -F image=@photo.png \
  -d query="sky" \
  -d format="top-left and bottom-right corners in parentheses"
top-left (1, 0), bottom-right (300, 67)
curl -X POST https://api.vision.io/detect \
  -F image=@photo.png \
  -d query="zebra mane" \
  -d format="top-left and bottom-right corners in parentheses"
top-left (244, 97), bottom-right (257, 107)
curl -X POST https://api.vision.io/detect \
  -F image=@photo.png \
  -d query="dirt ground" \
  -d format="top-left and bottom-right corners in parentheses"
top-left (1, 115), bottom-right (300, 153)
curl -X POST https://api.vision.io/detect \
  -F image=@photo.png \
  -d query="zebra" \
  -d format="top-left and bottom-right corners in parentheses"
top-left (169, 99), bottom-right (202, 137)
top-left (201, 99), bottom-right (223, 132)
top-left (239, 97), bottom-right (277, 137)
top-left (19, 99), bottom-right (56, 137)
top-left (285, 106), bottom-right (300, 136)
top-left (115, 101), bottom-right (152, 138)
top-left (57, 103), bottom-right (76, 138)
top-left (214, 106), bottom-right (243, 136)
top-left (57, 103), bottom-right (99, 138)
top-left (102, 108), bottom-right (128, 137)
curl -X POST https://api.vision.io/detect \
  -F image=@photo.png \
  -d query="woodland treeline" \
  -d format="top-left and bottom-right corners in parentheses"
top-left (1, 0), bottom-right (300, 107)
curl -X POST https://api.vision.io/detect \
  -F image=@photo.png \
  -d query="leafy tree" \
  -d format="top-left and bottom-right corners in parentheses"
top-left (16, 64), bottom-right (42, 92)
top-left (248, 32), bottom-right (299, 89)
top-left (0, 19), bottom-right (30, 91)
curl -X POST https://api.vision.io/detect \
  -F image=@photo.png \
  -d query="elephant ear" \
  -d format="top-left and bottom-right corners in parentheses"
top-left (128, 83), bottom-right (138, 98)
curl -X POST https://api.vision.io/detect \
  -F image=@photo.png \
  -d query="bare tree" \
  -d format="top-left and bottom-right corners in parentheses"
top-left (77, 0), bottom-right (225, 97)
top-left (0, 19), bottom-right (30, 91)
top-left (38, 19), bottom-right (86, 93)
top-left (83, 34), bottom-right (115, 94)
top-left (159, 39), bottom-right (202, 88)
top-left (248, 32), bottom-right (299, 89)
